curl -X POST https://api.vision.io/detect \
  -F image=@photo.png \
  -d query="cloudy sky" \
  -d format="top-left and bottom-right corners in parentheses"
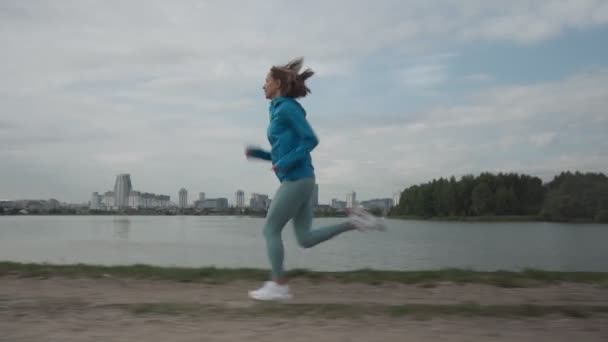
top-left (1, 0), bottom-right (607, 204)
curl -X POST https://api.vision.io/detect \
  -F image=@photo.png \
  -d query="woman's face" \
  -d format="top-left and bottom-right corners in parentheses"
top-left (263, 71), bottom-right (281, 100)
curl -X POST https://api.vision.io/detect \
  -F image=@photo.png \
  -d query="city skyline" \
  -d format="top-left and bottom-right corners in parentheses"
top-left (2, 2), bottom-right (607, 204)
top-left (78, 173), bottom-right (397, 210)
top-left (90, 174), bottom-right (172, 211)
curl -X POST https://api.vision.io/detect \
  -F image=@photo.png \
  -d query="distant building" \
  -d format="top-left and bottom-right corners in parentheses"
top-left (67, 202), bottom-right (89, 209)
top-left (151, 194), bottom-right (170, 208)
top-left (25, 200), bottom-right (44, 211)
top-left (195, 198), bottom-right (229, 210)
top-left (0, 201), bottom-right (17, 209)
top-left (129, 191), bottom-right (141, 208)
top-left (103, 191), bottom-right (115, 209)
top-left (331, 199), bottom-right (347, 210)
top-left (114, 174), bottom-right (133, 209)
top-left (393, 191), bottom-right (402, 207)
top-left (250, 193), bottom-right (270, 211)
top-left (92, 173), bottom-right (170, 211)
top-left (199, 192), bottom-right (206, 202)
top-left (128, 191), bottom-right (170, 209)
top-left (346, 191), bottom-right (357, 208)
top-left (361, 198), bottom-right (394, 214)
top-left (10, 199), bottom-right (62, 211)
top-left (12, 200), bottom-right (27, 209)
top-left (46, 199), bottom-right (61, 210)
top-left (235, 190), bottom-right (245, 208)
top-left (90, 192), bottom-right (102, 210)
top-left (314, 204), bottom-right (333, 215)
top-left (179, 188), bottom-right (188, 208)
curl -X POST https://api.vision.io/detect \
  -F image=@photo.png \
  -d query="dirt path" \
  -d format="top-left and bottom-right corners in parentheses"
top-left (1, 276), bottom-right (608, 341)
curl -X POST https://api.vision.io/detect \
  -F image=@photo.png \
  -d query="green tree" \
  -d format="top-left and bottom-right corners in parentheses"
top-left (421, 184), bottom-right (435, 217)
top-left (540, 193), bottom-right (570, 221)
top-left (595, 209), bottom-right (608, 223)
top-left (369, 207), bottom-right (383, 217)
top-left (392, 171), bottom-right (607, 221)
top-left (541, 172), bottom-right (608, 221)
top-left (520, 176), bottom-right (545, 215)
top-left (433, 178), bottom-right (456, 216)
top-left (471, 181), bottom-right (494, 215)
top-left (456, 174), bottom-right (476, 216)
top-left (495, 186), bottom-right (517, 215)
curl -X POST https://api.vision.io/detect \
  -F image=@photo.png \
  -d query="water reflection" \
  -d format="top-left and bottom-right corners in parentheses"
top-left (112, 217), bottom-right (131, 240)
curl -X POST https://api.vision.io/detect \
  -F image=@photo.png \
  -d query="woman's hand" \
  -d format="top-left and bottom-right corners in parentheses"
top-left (244, 145), bottom-right (272, 162)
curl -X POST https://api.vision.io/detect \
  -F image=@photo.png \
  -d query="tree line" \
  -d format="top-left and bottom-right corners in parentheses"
top-left (392, 171), bottom-right (608, 223)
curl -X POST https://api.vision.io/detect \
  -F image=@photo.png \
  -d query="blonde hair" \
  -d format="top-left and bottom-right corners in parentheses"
top-left (270, 57), bottom-right (314, 98)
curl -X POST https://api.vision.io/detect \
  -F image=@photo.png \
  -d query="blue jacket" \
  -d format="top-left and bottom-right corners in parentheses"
top-left (249, 97), bottom-right (319, 182)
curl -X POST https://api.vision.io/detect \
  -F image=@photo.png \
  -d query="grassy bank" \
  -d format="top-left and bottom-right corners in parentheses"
top-left (2, 262), bottom-right (607, 287)
top-left (388, 215), bottom-right (544, 222)
top-left (387, 215), bottom-right (605, 223)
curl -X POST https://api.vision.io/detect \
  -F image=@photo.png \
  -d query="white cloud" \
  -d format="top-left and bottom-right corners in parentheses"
top-left (464, 73), bottom-right (493, 82)
top-left (458, 0), bottom-right (608, 43)
top-left (529, 132), bottom-right (558, 147)
top-left (399, 64), bottom-right (448, 88)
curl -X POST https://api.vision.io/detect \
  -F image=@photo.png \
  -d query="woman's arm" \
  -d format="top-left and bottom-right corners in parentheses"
top-left (245, 145), bottom-right (272, 161)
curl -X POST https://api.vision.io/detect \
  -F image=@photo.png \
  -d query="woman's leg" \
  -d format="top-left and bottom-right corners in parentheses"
top-left (292, 183), bottom-right (355, 249)
top-left (263, 178), bottom-right (313, 282)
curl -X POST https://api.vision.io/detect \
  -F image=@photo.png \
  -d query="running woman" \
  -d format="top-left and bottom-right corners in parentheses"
top-left (245, 57), bottom-right (385, 301)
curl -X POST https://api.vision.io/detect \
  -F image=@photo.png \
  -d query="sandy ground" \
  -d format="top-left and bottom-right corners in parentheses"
top-left (1, 275), bottom-right (608, 341)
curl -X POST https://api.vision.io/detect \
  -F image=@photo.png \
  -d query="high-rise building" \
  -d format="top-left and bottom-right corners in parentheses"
top-left (129, 191), bottom-right (142, 208)
top-left (199, 192), bottom-right (206, 202)
top-left (331, 199), bottom-right (347, 210)
top-left (346, 191), bottom-right (357, 208)
top-left (196, 198), bottom-right (229, 210)
top-left (393, 191), bottom-right (402, 207)
top-left (103, 191), bottom-right (115, 210)
top-left (361, 198), bottom-right (394, 214)
top-left (91, 174), bottom-right (170, 211)
top-left (235, 190), bottom-right (245, 208)
top-left (312, 184), bottom-right (319, 207)
top-left (179, 188), bottom-right (188, 208)
top-left (90, 192), bottom-right (102, 210)
top-left (114, 174), bottom-right (133, 209)
top-left (46, 199), bottom-right (61, 210)
top-left (250, 193), bottom-right (270, 211)
top-left (127, 191), bottom-right (170, 209)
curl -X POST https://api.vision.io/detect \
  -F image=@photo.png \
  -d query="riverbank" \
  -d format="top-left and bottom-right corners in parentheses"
top-left (4, 211), bottom-right (603, 223)
top-left (388, 215), bottom-right (542, 222)
top-left (2, 264), bottom-right (608, 341)
top-left (2, 262), bottom-right (608, 286)
top-left (387, 215), bottom-right (608, 223)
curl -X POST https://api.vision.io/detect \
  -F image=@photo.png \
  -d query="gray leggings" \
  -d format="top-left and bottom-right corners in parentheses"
top-left (263, 177), bottom-right (354, 279)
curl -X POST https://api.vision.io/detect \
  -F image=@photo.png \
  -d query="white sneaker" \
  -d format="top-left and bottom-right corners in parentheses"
top-left (348, 208), bottom-right (387, 231)
top-left (248, 281), bottom-right (292, 301)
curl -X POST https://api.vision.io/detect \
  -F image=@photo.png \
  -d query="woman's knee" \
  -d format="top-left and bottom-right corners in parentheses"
top-left (296, 235), bottom-right (314, 248)
top-left (263, 223), bottom-right (280, 241)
